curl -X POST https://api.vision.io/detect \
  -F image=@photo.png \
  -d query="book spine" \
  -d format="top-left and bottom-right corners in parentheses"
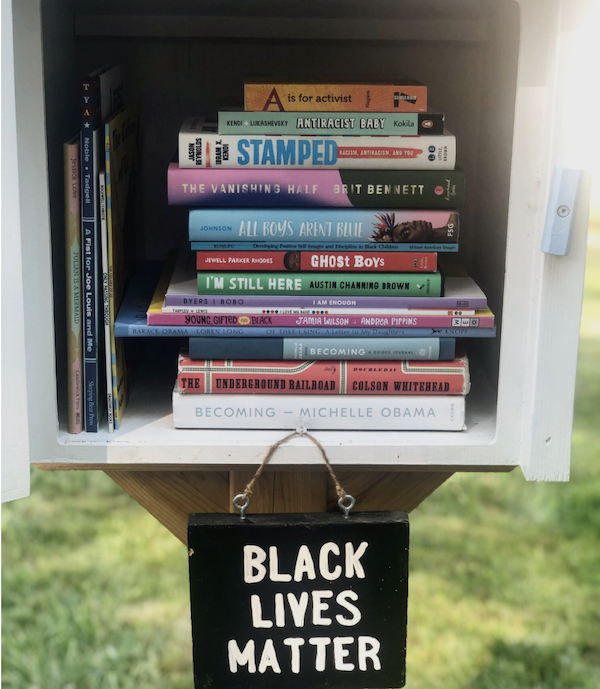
top-left (197, 250), bottom-right (437, 272)
top-left (64, 140), bottom-right (83, 434)
top-left (165, 293), bottom-right (487, 309)
top-left (99, 172), bottom-right (114, 432)
top-left (191, 241), bottom-right (457, 253)
top-left (178, 132), bottom-right (455, 170)
top-left (104, 122), bottom-right (119, 430)
top-left (194, 271), bottom-right (443, 297)
top-left (218, 111), bottom-right (444, 136)
top-left (172, 393), bottom-right (465, 431)
top-left (149, 311), bottom-right (491, 329)
top-left (81, 76), bottom-right (101, 433)
top-left (188, 209), bottom-right (458, 244)
top-left (164, 306), bottom-right (474, 316)
top-left (243, 83), bottom-right (428, 113)
top-left (177, 357), bottom-right (469, 395)
top-left (115, 324), bottom-right (495, 338)
top-left (188, 337), bottom-right (457, 361)
top-left (167, 164), bottom-right (465, 208)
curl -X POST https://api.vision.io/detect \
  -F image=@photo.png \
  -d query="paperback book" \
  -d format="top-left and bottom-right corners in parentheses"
top-left (81, 63), bottom-right (123, 432)
top-left (104, 103), bottom-right (141, 430)
top-left (179, 117), bottom-right (456, 170)
top-left (148, 309), bottom-right (493, 329)
top-left (172, 391), bottom-right (465, 431)
top-left (167, 164), bottom-right (465, 208)
top-left (176, 353), bottom-right (470, 395)
top-left (64, 135), bottom-right (83, 434)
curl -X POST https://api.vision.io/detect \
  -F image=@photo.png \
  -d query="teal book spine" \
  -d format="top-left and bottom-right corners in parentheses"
top-left (196, 271), bottom-right (443, 297)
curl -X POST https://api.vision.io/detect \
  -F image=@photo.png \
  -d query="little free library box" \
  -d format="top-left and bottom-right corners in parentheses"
top-left (188, 511), bottom-right (409, 689)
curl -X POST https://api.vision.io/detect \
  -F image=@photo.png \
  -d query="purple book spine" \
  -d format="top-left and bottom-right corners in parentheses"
top-left (164, 294), bottom-right (487, 309)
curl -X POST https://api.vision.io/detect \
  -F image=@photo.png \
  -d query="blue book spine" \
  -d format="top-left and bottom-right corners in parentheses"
top-left (191, 241), bottom-right (458, 253)
top-left (115, 322), bottom-right (495, 338)
top-left (188, 337), bottom-right (456, 360)
top-left (81, 75), bottom-right (102, 432)
top-left (188, 208), bottom-right (459, 244)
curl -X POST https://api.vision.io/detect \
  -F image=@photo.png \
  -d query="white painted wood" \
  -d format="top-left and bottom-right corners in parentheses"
top-left (519, 0), bottom-right (594, 480)
top-left (3, 0), bottom-right (590, 479)
top-left (10, 0), bottom-right (59, 469)
top-left (2, 0), bottom-right (30, 501)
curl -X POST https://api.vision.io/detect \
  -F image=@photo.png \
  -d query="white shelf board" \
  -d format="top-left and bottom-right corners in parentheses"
top-left (49, 354), bottom-right (501, 468)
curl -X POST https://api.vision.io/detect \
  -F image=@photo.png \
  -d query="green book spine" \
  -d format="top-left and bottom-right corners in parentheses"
top-left (196, 271), bottom-right (443, 297)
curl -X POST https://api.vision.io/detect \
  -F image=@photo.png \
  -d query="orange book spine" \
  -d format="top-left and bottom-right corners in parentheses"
top-left (244, 83), bottom-right (427, 112)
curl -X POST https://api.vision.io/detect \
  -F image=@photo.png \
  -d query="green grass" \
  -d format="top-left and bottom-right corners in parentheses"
top-left (3, 231), bottom-right (600, 688)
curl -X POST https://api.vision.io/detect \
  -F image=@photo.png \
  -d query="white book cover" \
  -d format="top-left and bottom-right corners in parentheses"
top-left (172, 389), bottom-right (465, 431)
top-left (178, 116), bottom-right (456, 170)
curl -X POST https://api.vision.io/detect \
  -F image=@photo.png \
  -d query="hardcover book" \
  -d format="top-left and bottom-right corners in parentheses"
top-left (196, 250), bottom-right (437, 272)
top-left (188, 337), bottom-right (457, 361)
top-left (244, 80), bottom-right (427, 113)
top-left (176, 353), bottom-right (470, 395)
top-left (166, 251), bottom-right (487, 309)
top-left (218, 110), bottom-right (444, 136)
top-left (172, 391), bottom-right (465, 430)
top-left (178, 117), bottom-right (455, 170)
top-left (188, 208), bottom-right (459, 245)
top-left (167, 164), bottom-right (465, 208)
top-left (193, 270), bottom-right (444, 297)
top-left (115, 262), bottom-right (495, 338)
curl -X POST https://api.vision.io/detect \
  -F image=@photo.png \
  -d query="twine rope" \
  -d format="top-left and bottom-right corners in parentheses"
top-left (242, 430), bottom-right (348, 502)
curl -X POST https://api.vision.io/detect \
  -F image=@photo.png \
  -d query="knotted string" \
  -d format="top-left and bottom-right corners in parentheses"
top-left (242, 429), bottom-right (347, 502)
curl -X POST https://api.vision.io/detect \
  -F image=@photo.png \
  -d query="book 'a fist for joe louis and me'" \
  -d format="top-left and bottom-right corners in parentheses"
top-left (71, 74), bottom-right (495, 433)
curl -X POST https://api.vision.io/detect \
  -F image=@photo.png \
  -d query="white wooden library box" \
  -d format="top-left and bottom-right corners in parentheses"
top-left (2, 0), bottom-right (594, 501)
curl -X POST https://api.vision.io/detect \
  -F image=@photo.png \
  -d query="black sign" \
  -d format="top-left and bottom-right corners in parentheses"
top-left (188, 511), bottom-right (409, 689)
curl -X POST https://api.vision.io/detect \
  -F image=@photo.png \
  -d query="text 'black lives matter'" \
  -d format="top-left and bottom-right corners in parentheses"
top-left (188, 511), bottom-right (409, 689)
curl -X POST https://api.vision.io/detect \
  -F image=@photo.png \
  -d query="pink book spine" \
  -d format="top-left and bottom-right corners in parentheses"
top-left (65, 138), bottom-right (84, 433)
top-left (177, 354), bottom-right (470, 395)
top-left (148, 311), bottom-right (494, 328)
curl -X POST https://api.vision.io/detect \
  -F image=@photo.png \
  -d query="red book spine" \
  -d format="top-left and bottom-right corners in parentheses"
top-left (177, 354), bottom-right (470, 395)
top-left (197, 251), bottom-right (437, 272)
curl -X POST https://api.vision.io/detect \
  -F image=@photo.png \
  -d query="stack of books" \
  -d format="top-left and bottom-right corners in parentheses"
top-left (156, 79), bottom-right (495, 431)
top-left (64, 63), bottom-right (141, 434)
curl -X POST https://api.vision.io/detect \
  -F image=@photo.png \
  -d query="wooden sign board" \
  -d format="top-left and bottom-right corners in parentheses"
top-left (188, 511), bottom-right (409, 689)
